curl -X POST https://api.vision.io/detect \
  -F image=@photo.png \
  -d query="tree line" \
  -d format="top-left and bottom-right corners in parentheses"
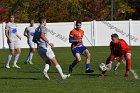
top-left (0, 0), bottom-right (140, 23)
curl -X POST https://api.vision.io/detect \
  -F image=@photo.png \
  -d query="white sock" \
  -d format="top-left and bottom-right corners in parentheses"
top-left (26, 53), bottom-right (30, 62)
top-left (44, 64), bottom-right (50, 73)
top-left (29, 52), bottom-right (33, 61)
top-left (14, 54), bottom-right (20, 65)
top-left (55, 64), bottom-right (64, 77)
top-left (6, 54), bottom-right (12, 66)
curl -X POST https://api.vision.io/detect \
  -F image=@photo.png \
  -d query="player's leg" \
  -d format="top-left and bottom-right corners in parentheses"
top-left (27, 48), bottom-right (35, 64)
top-left (114, 57), bottom-right (121, 71)
top-left (37, 47), bottom-right (50, 80)
top-left (28, 42), bottom-right (35, 64)
top-left (69, 53), bottom-right (81, 74)
top-left (50, 57), bottom-right (70, 79)
top-left (83, 49), bottom-right (94, 73)
top-left (13, 41), bottom-right (21, 68)
top-left (25, 42), bottom-right (35, 64)
top-left (5, 42), bottom-right (14, 68)
top-left (124, 53), bottom-right (131, 76)
top-left (47, 47), bottom-right (69, 79)
top-left (101, 56), bottom-right (114, 76)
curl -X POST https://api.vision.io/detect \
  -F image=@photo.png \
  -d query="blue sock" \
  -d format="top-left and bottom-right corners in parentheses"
top-left (86, 64), bottom-right (90, 70)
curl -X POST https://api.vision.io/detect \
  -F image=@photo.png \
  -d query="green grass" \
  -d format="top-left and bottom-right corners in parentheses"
top-left (0, 46), bottom-right (140, 93)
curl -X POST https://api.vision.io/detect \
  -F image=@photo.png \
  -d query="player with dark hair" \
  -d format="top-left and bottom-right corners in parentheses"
top-left (24, 19), bottom-right (36, 64)
top-left (101, 33), bottom-right (132, 76)
top-left (68, 21), bottom-right (94, 74)
top-left (33, 17), bottom-right (70, 80)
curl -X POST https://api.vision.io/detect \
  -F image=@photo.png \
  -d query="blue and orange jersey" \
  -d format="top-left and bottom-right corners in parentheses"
top-left (69, 28), bottom-right (84, 48)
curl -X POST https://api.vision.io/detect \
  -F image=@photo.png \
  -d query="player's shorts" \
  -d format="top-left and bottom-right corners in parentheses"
top-left (8, 40), bottom-right (20, 49)
top-left (126, 49), bottom-right (131, 54)
top-left (37, 46), bottom-right (55, 62)
top-left (71, 45), bottom-right (87, 56)
top-left (28, 40), bottom-right (35, 48)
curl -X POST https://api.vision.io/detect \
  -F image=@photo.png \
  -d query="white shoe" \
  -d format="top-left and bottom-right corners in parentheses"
top-left (12, 64), bottom-right (21, 68)
top-left (62, 74), bottom-right (70, 80)
top-left (6, 65), bottom-right (10, 68)
top-left (43, 71), bottom-right (50, 80)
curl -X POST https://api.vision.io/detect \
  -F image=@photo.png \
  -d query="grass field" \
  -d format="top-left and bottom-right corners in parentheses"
top-left (0, 46), bottom-right (140, 93)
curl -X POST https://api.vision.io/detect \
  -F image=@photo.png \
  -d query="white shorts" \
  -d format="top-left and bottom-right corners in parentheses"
top-left (37, 47), bottom-right (55, 62)
top-left (8, 40), bottom-right (20, 49)
top-left (28, 40), bottom-right (35, 48)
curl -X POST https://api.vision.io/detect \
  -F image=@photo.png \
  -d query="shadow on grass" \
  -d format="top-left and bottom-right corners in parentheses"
top-left (72, 73), bottom-right (100, 77)
top-left (0, 77), bottom-right (41, 80)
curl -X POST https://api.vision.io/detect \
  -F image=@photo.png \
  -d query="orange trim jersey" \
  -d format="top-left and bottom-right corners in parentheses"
top-left (69, 28), bottom-right (84, 48)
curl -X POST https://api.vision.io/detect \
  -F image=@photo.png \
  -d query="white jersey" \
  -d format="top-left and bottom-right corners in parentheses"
top-left (5, 22), bottom-right (18, 41)
top-left (24, 26), bottom-right (36, 41)
top-left (34, 25), bottom-right (49, 49)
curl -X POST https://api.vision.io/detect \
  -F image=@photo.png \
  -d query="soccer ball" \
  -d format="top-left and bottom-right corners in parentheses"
top-left (99, 63), bottom-right (107, 71)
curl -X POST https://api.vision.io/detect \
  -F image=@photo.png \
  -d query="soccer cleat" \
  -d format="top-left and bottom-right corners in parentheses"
top-left (69, 65), bottom-right (73, 74)
top-left (6, 65), bottom-right (10, 68)
top-left (43, 71), bottom-right (50, 80)
top-left (29, 61), bottom-right (33, 65)
top-left (114, 62), bottom-right (120, 71)
top-left (12, 64), bottom-right (21, 68)
top-left (100, 73), bottom-right (107, 77)
top-left (125, 74), bottom-right (129, 77)
top-left (24, 61), bottom-right (28, 64)
top-left (125, 70), bottom-right (129, 77)
top-left (62, 74), bottom-right (70, 80)
top-left (85, 69), bottom-right (94, 73)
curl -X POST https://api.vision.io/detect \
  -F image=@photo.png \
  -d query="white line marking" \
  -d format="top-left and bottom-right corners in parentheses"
top-left (122, 60), bottom-right (139, 79)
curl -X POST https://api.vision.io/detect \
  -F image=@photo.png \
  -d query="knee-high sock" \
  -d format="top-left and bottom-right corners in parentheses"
top-left (71, 60), bottom-right (78, 68)
top-left (14, 54), bottom-right (20, 65)
top-left (26, 53), bottom-right (30, 62)
top-left (125, 58), bottom-right (131, 74)
top-left (6, 54), bottom-right (12, 65)
top-left (55, 64), bottom-right (64, 77)
top-left (29, 52), bottom-right (33, 61)
top-left (44, 64), bottom-right (50, 73)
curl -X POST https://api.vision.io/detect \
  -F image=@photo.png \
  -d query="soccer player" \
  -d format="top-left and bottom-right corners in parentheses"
top-left (101, 33), bottom-right (132, 76)
top-left (33, 17), bottom-right (69, 80)
top-left (24, 19), bottom-right (36, 64)
top-left (68, 21), bottom-right (94, 74)
top-left (5, 15), bottom-right (21, 68)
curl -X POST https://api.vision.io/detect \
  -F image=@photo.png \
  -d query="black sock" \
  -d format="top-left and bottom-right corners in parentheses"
top-left (71, 60), bottom-right (78, 68)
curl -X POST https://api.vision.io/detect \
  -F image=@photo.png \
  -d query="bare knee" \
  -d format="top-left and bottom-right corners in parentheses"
top-left (16, 48), bottom-right (21, 54)
top-left (76, 57), bottom-right (81, 62)
top-left (31, 48), bottom-right (36, 53)
top-left (126, 53), bottom-right (131, 59)
top-left (10, 50), bottom-right (14, 55)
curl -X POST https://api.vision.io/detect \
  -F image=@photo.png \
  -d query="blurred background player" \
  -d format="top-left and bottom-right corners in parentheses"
top-left (101, 33), bottom-right (132, 76)
top-left (33, 17), bottom-right (69, 80)
top-left (5, 15), bottom-right (21, 68)
top-left (68, 21), bottom-right (94, 74)
top-left (24, 19), bottom-right (36, 64)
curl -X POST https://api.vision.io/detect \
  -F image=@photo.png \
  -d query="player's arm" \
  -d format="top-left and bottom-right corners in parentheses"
top-left (24, 28), bottom-right (29, 38)
top-left (16, 34), bottom-right (21, 40)
top-left (69, 31), bottom-right (79, 43)
top-left (69, 39), bottom-right (79, 43)
top-left (15, 24), bottom-right (21, 40)
top-left (119, 40), bottom-right (128, 62)
top-left (40, 32), bottom-right (54, 47)
top-left (109, 42), bottom-right (115, 62)
top-left (106, 42), bottom-right (114, 70)
top-left (5, 24), bottom-right (11, 43)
